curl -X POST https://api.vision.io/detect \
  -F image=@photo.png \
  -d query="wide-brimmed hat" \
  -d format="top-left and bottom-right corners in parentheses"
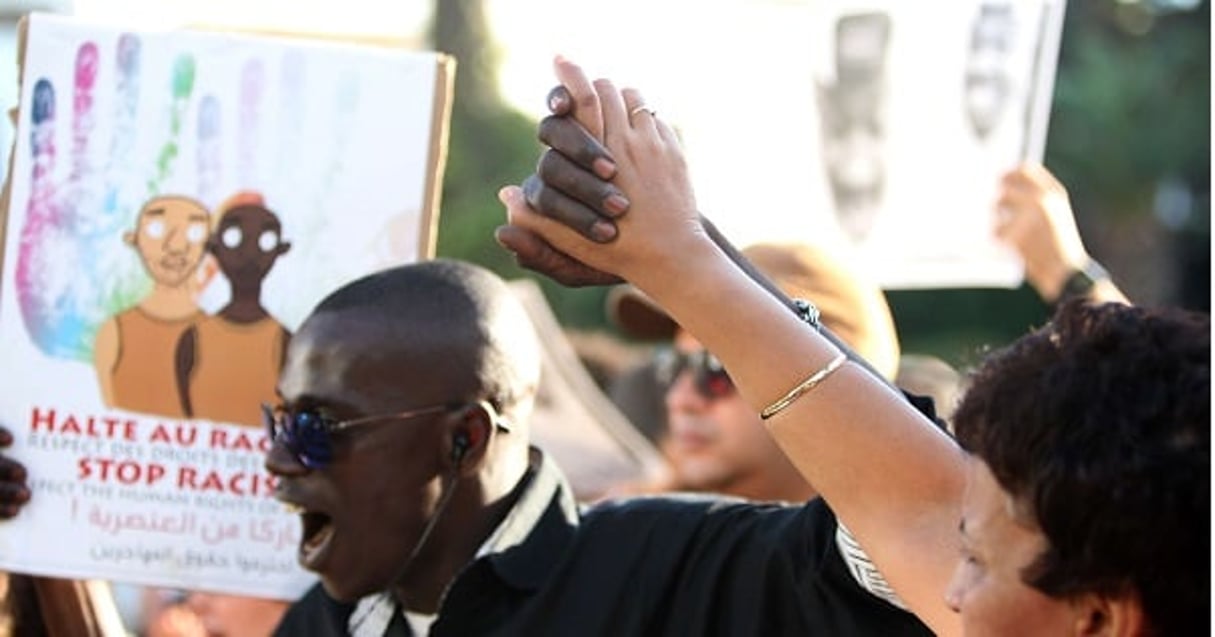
top-left (605, 242), bottom-right (902, 380)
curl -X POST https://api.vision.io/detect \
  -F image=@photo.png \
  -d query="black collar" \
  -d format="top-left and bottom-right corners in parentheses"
top-left (479, 448), bottom-right (580, 591)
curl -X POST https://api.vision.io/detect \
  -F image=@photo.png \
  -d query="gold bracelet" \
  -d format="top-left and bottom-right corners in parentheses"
top-left (760, 352), bottom-right (847, 420)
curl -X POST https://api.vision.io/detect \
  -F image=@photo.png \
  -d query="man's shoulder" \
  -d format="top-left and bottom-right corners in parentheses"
top-left (580, 493), bottom-right (833, 543)
top-left (274, 582), bottom-right (354, 637)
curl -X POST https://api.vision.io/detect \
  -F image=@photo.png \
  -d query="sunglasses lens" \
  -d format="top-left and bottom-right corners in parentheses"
top-left (653, 349), bottom-right (679, 386)
top-left (262, 406), bottom-right (334, 469)
top-left (696, 368), bottom-right (733, 399)
top-left (654, 349), bottom-right (734, 400)
top-left (290, 411), bottom-right (334, 468)
top-left (694, 354), bottom-right (733, 399)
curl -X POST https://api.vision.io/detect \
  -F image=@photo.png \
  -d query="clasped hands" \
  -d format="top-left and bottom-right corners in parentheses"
top-left (496, 57), bottom-right (706, 288)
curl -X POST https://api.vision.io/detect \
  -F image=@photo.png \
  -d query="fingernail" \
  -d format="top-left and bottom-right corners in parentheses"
top-left (593, 158), bottom-right (617, 180)
top-left (590, 221), bottom-right (617, 242)
top-left (604, 193), bottom-right (630, 216)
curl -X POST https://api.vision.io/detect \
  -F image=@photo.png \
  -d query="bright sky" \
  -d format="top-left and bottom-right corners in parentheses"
top-left (70, 0), bottom-right (430, 42)
top-left (484, 0), bottom-right (848, 248)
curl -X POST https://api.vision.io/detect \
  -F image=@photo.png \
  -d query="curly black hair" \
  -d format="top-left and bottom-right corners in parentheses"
top-left (953, 301), bottom-right (1209, 636)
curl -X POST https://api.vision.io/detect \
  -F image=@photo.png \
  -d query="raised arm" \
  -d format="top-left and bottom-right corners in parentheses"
top-left (995, 163), bottom-right (1129, 305)
top-left (498, 60), bottom-right (964, 635)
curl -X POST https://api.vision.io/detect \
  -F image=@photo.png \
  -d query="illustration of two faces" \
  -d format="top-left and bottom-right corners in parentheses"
top-left (92, 191), bottom-right (291, 428)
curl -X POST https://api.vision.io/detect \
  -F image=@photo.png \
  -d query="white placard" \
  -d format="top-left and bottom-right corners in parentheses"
top-left (680, 0), bottom-right (1065, 288)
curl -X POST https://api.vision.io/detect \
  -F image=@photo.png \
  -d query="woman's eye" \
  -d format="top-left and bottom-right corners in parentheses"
top-left (960, 549), bottom-right (984, 570)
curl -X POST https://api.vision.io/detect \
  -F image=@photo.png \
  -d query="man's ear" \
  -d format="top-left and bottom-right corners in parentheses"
top-left (445, 403), bottom-right (494, 475)
top-left (1072, 590), bottom-right (1148, 637)
top-left (123, 230), bottom-right (135, 246)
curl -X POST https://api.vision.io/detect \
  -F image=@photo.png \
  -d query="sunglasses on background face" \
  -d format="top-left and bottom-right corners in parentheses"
top-left (262, 402), bottom-right (458, 469)
top-left (654, 348), bottom-right (735, 401)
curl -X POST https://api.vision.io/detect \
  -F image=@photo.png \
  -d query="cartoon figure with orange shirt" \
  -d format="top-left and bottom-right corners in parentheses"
top-left (175, 192), bottom-right (291, 427)
top-left (93, 195), bottom-right (211, 418)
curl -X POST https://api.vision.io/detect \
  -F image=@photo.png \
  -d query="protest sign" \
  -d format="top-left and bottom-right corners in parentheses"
top-left (0, 12), bottom-right (453, 598)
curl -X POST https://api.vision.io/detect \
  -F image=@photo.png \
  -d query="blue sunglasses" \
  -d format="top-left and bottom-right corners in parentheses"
top-left (262, 402), bottom-right (457, 469)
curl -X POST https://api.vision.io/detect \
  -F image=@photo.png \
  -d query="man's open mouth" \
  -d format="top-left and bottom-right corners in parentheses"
top-left (299, 509), bottom-right (334, 567)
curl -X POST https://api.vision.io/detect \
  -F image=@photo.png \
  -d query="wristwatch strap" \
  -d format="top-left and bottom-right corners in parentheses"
top-left (1058, 259), bottom-right (1110, 303)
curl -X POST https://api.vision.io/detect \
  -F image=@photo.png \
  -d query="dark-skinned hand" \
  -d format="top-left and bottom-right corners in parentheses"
top-left (498, 59), bottom-right (734, 289)
top-left (495, 58), bottom-right (630, 287)
top-left (0, 426), bottom-right (31, 519)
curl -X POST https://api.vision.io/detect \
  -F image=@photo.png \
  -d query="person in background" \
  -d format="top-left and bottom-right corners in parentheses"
top-left (995, 162), bottom-right (1129, 305)
top-left (605, 240), bottom-right (902, 502)
top-left (865, 161), bottom-right (1124, 433)
top-left (495, 56), bottom-right (1208, 635)
top-left (144, 599), bottom-right (207, 636)
top-left (145, 592), bottom-right (288, 637)
top-left (0, 571), bottom-right (124, 635)
top-left (599, 349), bottom-right (669, 447)
top-left (892, 353), bottom-right (963, 428)
top-left (186, 592), bottom-right (287, 637)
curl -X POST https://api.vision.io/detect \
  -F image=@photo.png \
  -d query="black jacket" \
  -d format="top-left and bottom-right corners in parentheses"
top-left (275, 449), bottom-right (933, 636)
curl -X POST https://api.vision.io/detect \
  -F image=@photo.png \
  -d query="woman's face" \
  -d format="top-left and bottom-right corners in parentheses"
top-left (944, 459), bottom-right (1079, 636)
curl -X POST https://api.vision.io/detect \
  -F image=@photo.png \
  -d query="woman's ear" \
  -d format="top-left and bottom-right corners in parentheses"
top-left (1072, 591), bottom-right (1148, 637)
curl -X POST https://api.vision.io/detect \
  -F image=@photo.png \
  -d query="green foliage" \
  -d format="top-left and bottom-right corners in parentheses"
top-left (427, 0), bottom-right (615, 329)
top-left (885, 287), bottom-right (1052, 369)
top-left (1048, 0), bottom-right (1210, 212)
top-left (433, 104), bottom-right (537, 276)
